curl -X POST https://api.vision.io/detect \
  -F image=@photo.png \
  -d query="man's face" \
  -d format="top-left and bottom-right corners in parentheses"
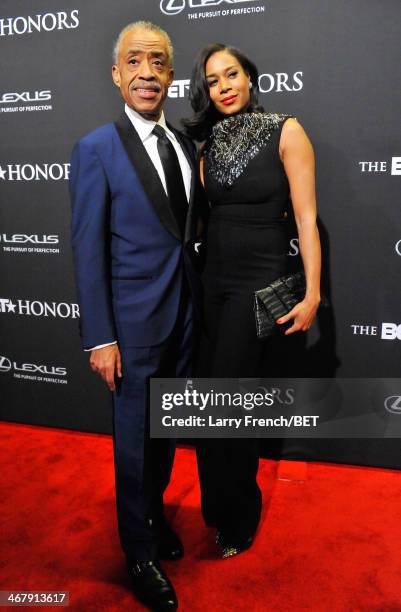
top-left (112, 27), bottom-right (173, 120)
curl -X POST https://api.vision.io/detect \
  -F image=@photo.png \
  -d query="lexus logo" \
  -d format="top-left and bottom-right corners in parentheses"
top-left (160, 0), bottom-right (259, 15)
top-left (0, 356), bottom-right (12, 372)
top-left (0, 234), bottom-right (59, 245)
top-left (395, 240), bottom-right (401, 256)
top-left (0, 354), bottom-right (67, 376)
top-left (160, 0), bottom-right (185, 14)
top-left (0, 91), bottom-right (51, 104)
top-left (384, 396), bottom-right (401, 415)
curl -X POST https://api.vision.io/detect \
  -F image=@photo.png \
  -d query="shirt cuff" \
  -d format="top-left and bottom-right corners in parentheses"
top-left (84, 341), bottom-right (117, 352)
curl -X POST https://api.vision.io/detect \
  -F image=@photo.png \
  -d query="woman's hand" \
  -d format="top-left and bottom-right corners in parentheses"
top-left (277, 297), bottom-right (320, 335)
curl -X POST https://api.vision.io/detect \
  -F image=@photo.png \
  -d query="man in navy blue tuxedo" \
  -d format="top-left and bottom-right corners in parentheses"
top-left (69, 21), bottom-right (207, 610)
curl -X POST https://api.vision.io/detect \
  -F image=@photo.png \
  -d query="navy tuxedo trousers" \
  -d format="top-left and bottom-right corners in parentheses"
top-left (112, 291), bottom-right (193, 561)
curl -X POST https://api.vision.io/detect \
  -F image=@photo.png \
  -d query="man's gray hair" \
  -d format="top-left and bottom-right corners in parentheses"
top-left (112, 21), bottom-right (174, 65)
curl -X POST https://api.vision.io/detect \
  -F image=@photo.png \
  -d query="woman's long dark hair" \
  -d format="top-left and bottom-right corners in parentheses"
top-left (182, 43), bottom-right (263, 142)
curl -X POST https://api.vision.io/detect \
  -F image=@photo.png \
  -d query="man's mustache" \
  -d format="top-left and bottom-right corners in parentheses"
top-left (131, 82), bottom-right (161, 92)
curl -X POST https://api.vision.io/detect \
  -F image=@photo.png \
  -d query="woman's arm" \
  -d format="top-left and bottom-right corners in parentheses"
top-left (196, 147), bottom-right (206, 237)
top-left (199, 148), bottom-right (205, 187)
top-left (278, 118), bottom-right (321, 335)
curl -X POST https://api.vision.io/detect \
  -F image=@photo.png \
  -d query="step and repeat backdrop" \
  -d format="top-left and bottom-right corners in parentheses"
top-left (1, 1), bottom-right (400, 466)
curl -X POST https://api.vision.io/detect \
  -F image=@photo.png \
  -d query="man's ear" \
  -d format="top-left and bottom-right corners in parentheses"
top-left (167, 68), bottom-right (174, 88)
top-left (112, 65), bottom-right (121, 88)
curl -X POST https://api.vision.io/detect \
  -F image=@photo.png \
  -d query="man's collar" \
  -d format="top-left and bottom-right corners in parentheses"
top-left (124, 104), bottom-right (175, 142)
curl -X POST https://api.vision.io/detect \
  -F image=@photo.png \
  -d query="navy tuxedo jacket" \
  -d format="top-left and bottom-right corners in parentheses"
top-left (69, 112), bottom-right (207, 349)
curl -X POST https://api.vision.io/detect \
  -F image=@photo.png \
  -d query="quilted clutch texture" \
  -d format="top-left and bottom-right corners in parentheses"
top-left (253, 271), bottom-right (306, 339)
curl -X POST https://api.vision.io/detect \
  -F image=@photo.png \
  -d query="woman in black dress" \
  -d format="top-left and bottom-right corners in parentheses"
top-left (184, 44), bottom-right (321, 558)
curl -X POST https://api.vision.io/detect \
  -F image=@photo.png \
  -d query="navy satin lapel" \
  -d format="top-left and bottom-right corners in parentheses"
top-left (114, 113), bottom-right (181, 241)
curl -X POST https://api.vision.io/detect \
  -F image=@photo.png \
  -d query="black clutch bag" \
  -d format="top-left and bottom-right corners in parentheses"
top-left (253, 271), bottom-right (307, 339)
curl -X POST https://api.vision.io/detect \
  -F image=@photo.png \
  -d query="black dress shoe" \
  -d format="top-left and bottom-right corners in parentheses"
top-left (216, 530), bottom-right (254, 559)
top-left (157, 522), bottom-right (184, 561)
top-left (127, 559), bottom-right (178, 611)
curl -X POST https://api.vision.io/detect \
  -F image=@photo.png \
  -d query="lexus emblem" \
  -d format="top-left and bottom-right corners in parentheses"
top-left (0, 356), bottom-right (12, 372)
top-left (160, 0), bottom-right (186, 15)
top-left (384, 395), bottom-right (401, 414)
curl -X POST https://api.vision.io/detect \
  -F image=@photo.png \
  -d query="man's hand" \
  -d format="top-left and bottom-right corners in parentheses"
top-left (89, 344), bottom-right (122, 391)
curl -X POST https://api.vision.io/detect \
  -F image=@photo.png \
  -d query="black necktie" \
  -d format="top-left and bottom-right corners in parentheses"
top-left (152, 124), bottom-right (187, 237)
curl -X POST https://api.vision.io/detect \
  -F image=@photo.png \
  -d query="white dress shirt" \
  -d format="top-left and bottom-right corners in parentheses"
top-left (125, 104), bottom-right (192, 201)
top-left (86, 105), bottom-right (192, 352)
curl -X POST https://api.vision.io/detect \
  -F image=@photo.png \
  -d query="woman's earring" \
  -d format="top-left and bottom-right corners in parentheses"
top-left (249, 82), bottom-right (252, 89)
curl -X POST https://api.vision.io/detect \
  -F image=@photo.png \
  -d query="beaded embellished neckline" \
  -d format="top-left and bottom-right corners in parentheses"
top-left (205, 112), bottom-right (292, 188)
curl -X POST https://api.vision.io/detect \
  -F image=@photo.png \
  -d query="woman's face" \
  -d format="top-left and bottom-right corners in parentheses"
top-left (205, 50), bottom-right (251, 116)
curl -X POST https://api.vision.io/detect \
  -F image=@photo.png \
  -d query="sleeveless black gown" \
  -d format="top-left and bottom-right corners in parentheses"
top-left (196, 111), bottom-right (293, 543)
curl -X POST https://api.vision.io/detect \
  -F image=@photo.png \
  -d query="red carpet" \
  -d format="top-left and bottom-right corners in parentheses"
top-left (1, 422), bottom-right (401, 611)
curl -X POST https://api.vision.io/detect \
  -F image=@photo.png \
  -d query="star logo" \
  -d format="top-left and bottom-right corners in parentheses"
top-left (0, 298), bottom-right (16, 313)
top-left (0, 165), bottom-right (7, 180)
top-left (6, 300), bottom-right (16, 313)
